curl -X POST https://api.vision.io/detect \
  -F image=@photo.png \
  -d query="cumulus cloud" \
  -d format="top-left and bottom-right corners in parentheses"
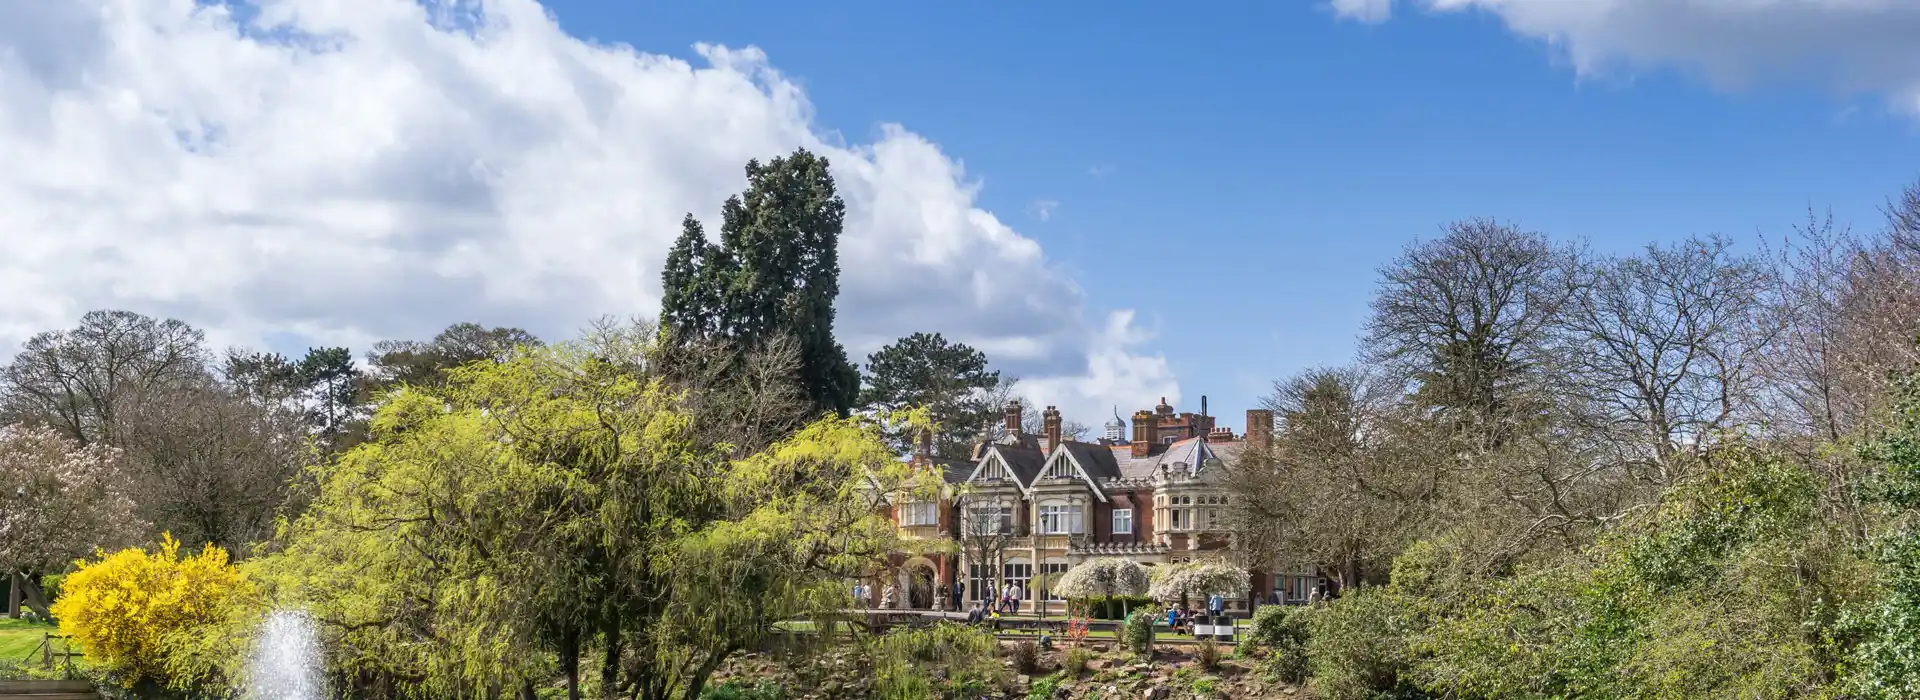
top-left (1332, 0), bottom-right (1920, 113)
top-left (0, 0), bottom-right (1177, 423)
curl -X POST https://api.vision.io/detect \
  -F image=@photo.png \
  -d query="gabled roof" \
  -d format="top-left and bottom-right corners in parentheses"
top-left (1061, 442), bottom-right (1123, 481)
top-left (993, 445), bottom-right (1048, 484)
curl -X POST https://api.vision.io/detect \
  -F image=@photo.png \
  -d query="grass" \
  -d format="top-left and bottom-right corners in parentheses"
top-left (0, 617), bottom-right (63, 663)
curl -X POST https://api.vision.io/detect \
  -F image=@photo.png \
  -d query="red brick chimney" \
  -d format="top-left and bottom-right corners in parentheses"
top-left (1131, 409), bottom-right (1156, 458)
top-left (1043, 405), bottom-right (1062, 453)
top-left (915, 424), bottom-right (933, 464)
top-left (1005, 400), bottom-right (1024, 435)
top-left (1246, 409), bottom-right (1274, 452)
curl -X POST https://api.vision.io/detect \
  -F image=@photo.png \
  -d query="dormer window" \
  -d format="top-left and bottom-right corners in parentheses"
top-left (1044, 458), bottom-right (1075, 480)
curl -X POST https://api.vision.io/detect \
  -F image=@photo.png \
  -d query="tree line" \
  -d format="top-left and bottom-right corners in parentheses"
top-left (1226, 183), bottom-right (1920, 698)
top-left (0, 148), bottom-right (1076, 700)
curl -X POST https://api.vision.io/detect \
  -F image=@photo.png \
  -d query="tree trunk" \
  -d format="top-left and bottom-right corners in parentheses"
top-left (601, 618), bottom-right (623, 700)
top-left (562, 630), bottom-right (581, 700)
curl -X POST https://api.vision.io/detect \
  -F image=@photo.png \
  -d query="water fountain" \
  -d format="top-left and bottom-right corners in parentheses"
top-left (246, 609), bottom-right (328, 700)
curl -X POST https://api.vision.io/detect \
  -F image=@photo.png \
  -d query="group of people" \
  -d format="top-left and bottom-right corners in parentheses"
top-left (849, 582), bottom-right (898, 609)
top-left (1162, 593), bottom-right (1230, 634)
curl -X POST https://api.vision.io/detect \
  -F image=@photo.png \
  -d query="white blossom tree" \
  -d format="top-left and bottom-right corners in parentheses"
top-left (1148, 561), bottom-right (1249, 608)
top-left (1055, 558), bottom-right (1150, 617)
top-left (0, 424), bottom-right (143, 576)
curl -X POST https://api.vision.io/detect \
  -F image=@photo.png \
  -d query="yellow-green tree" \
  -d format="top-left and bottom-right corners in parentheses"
top-left (249, 334), bottom-right (917, 700)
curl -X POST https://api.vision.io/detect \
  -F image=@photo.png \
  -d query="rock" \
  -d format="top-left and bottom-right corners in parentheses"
top-left (1143, 687), bottom-right (1170, 700)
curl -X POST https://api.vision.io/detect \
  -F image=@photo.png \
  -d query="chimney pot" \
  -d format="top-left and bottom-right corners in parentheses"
top-left (1043, 405), bottom-right (1063, 454)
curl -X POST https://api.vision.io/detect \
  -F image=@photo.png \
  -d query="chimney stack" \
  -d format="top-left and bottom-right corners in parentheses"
top-left (1246, 409), bottom-right (1274, 452)
top-left (1005, 400), bottom-right (1024, 435)
top-left (1043, 406), bottom-right (1062, 453)
top-left (1131, 409), bottom-right (1156, 458)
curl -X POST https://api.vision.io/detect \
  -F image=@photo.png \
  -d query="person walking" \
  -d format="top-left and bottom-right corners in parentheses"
top-left (1010, 581), bottom-right (1025, 615)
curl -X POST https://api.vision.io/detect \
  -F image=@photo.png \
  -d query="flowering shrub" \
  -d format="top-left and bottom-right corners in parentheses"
top-left (50, 535), bottom-right (252, 685)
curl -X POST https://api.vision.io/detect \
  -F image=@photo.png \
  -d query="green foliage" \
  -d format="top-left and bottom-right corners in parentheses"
top-left (859, 332), bottom-right (1002, 459)
top-left (1304, 587), bottom-right (1430, 700)
top-left (1248, 605), bottom-right (1312, 684)
top-left (1071, 595), bottom-right (1154, 620)
top-left (698, 679), bottom-right (784, 700)
top-left (1063, 647), bottom-right (1092, 677)
top-left (242, 337), bottom-right (915, 700)
top-left (1846, 372), bottom-right (1920, 699)
top-left (661, 149), bottom-right (861, 417)
top-left (1027, 673), bottom-right (1062, 700)
top-left (869, 623), bottom-right (1007, 700)
top-left (1122, 609), bottom-right (1157, 657)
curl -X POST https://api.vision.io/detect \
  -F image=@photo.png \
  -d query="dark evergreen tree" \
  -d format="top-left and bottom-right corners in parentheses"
top-left (296, 346), bottom-right (360, 440)
top-left (658, 149), bottom-right (861, 417)
top-left (860, 332), bottom-right (1002, 459)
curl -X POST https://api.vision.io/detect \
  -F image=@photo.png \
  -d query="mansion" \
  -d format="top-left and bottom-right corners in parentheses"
top-left (873, 397), bottom-right (1321, 614)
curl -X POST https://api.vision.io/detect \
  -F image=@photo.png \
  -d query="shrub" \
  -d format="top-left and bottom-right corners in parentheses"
top-left (1248, 604), bottom-right (1313, 683)
top-left (699, 679), bottom-right (784, 700)
top-left (1064, 647), bottom-right (1093, 677)
top-left (1072, 595), bottom-right (1156, 620)
top-left (1027, 673), bottom-right (1061, 700)
top-left (38, 573), bottom-right (65, 604)
top-left (1010, 639), bottom-right (1041, 675)
top-left (1123, 608), bottom-right (1158, 656)
top-left (1195, 640), bottom-right (1223, 671)
top-left (1303, 588), bottom-right (1426, 700)
top-left (871, 622), bottom-right (1007, 700)
top-left (50, 535), bottom-right (251, 688)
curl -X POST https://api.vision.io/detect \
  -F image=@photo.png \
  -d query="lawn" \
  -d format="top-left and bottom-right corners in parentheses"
top-left (0, 617), bottom-right (63, 663)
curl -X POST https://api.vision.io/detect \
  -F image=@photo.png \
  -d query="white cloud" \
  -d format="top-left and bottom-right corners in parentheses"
top-left (0, 0), bottom-right (1178, 423)
top-left (1331, 0), bottom-right (1920, 113)
top-left (1086, 164), bottom-right (1114, 178)
top-left (1027, 199), bottom-right (1060, 222)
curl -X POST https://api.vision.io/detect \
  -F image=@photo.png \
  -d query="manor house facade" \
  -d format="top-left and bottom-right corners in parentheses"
top-left (873, 397), bottom-right (1321, 614)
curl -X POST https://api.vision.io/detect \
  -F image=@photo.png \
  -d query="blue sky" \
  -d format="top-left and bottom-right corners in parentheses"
top-left (539, 0), bottom-right (1920, 421)
top-left (5, 0), bottom-right (1918, 429)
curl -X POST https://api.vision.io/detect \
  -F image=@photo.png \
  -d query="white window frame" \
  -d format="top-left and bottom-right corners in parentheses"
top-left (967, 504), bottom-right (1012, 535)
top-left (900, 501), bottom-right (938, 527)
top-left (1112, 508), bottom-right (1133, 535)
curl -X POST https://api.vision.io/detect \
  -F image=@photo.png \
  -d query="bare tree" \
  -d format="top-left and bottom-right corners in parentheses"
top-left (1363, 220), bottom-right (1576, 450)
top-left (0, 310), bottom-right (210, 446)
top-left (1226, 366), bottom-right (1431, 589)
top-left (1553, 235), bottom-right (1779, 485)
top-left (115, 376), bottom-right (309, 554)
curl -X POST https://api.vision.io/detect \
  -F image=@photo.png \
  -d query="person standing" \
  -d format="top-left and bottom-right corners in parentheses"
top-left (1207, 592), bottom-right (1225, 620)
top-left (1010, 581), bottom-right (1025, 615)
top-left (953, 580), bottom-right (966, 612)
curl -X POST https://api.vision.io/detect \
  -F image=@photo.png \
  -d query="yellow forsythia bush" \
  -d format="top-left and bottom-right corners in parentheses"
top-left (50, 534), bottom-right (252, 684)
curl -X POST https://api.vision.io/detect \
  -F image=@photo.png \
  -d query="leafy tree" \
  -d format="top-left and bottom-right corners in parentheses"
top-left (255, 332), bottom-right (914, 700)
top-left (860, 332), bottom-right (1002, 458)
top-left (660, 149), bottom-right (861, 418)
